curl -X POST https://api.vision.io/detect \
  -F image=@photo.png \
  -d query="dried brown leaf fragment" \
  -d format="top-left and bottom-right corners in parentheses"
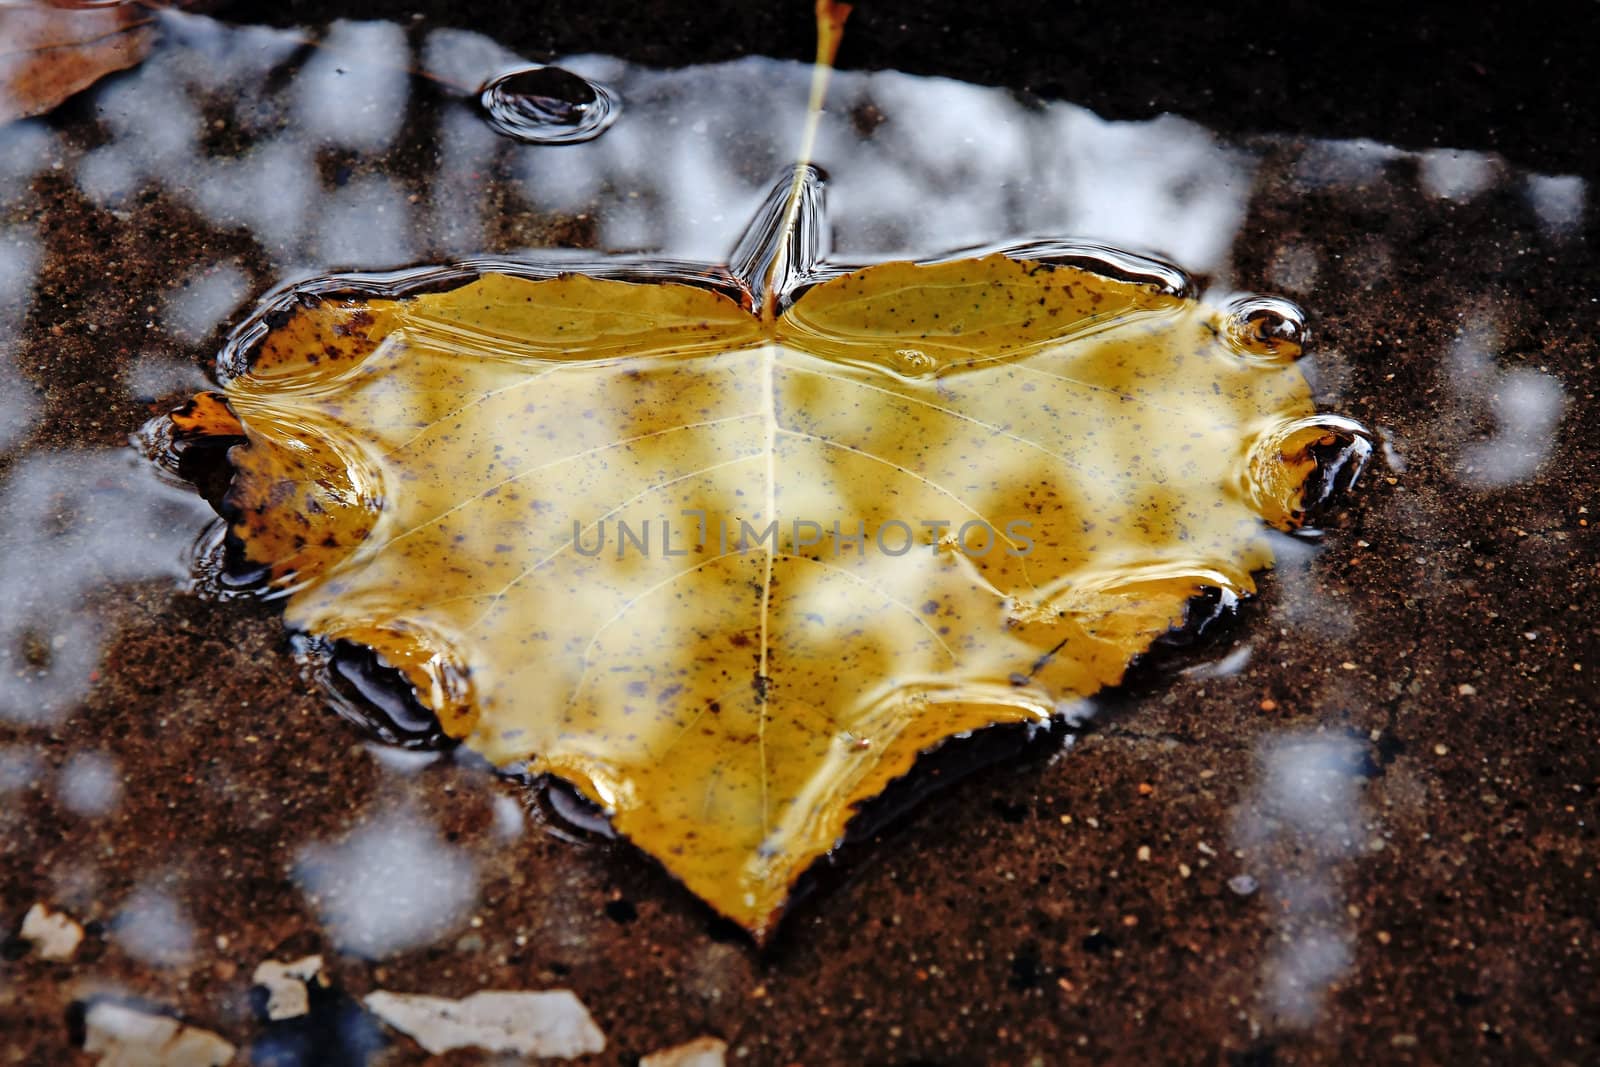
top-left (0, 5), bottom-right (155, 125)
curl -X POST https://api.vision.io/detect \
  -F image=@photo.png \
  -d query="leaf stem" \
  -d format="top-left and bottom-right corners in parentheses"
top-left (759, 0), bottom-right (851, 322)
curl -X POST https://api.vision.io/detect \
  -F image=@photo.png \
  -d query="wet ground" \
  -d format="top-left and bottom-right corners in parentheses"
top-left (2, 2), bottom-right (1597, 1064)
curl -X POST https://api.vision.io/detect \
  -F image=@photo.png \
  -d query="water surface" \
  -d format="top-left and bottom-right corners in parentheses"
top-left (0, 8), bottom-right (1594, 1065)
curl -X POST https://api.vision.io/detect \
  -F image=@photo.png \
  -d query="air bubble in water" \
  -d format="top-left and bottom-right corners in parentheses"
top-left (477, 66), bottom-right (619, 145)
top-left (1220, 295), bottom-right (1309, 363)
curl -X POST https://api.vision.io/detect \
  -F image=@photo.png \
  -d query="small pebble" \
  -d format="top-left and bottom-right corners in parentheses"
top-left (1227, 874), bottom-right (1259, 896)
top-left (251, 955), bottom-right (326, 1021)
top-left (19, 903), bottom-right (83, 961)
top-left (82, 1001), bottom-right (235, 1067)
top-left (641, 1035), bottom-right (728, 1067)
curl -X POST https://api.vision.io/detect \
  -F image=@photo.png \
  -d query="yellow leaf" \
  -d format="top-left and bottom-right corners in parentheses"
top-left (164, 210), bottom-right (1355, 936)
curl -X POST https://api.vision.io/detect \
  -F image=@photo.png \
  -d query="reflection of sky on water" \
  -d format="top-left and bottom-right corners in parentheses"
top-left (521, 55), bottom-right (1253, 273)
top-left (1296, 138), bottom-right (1394, 185)
top-left (126, 354), bottom-right (212, 403)
top-left (492, 792), bottom-right (527, 839)
top-left (57, 749), bottom-right (124, 818)
top-left (0, 9), bottom-right (1579, 302)
top-left (1445, 316), bottom-right (1567, 488)
top-left (1232, 732), bottom-right (1372, 1030)
top-left (1418, 148), bottom-right (1501, 202)
top-left (0, 453), bottom-right (216, 726)
top-left (1259, 530), bottom-right (1356, 640)
top-left (64, 15), bottom-right (1260, 274)
top-left (161, 264), bottom-right (251, 345)
top-left (293, 21), bottom-right (410, 153)
top-left (0, 744), bottom-right (42, 795)
top-left (0, 223), bottom-right (39, 452)
top-left (295, 806), bottom-right (479, 958)
top-left (1526, 174), bottom-right (1586, 236)
top-left (113, 882), bottom-right (196, 968)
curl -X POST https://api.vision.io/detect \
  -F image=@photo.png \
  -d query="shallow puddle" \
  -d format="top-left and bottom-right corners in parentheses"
top-left (0, 6), bottom-right (1595, 1066)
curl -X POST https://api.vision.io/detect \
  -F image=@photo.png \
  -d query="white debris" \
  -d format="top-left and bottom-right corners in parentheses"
top-left (250, 955), bottom-right (325, 1021)
top-left (82, 1001), bottom-right (235, 1067)
top-left (642, 1035), bottom-right (729, 1067)
top-left (19, 902), bottom-right (83, 960)
top-left (363, 989), bottom-right (605, 1059)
